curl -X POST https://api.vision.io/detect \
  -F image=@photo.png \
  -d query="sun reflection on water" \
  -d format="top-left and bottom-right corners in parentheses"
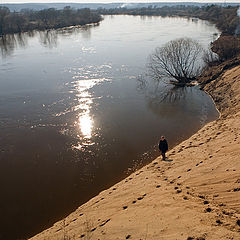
top-left (67, 65), bottom-right (112, 149)
top-left (74, 85), bottom-right (94, 140)
top-left (78, 114), bottom-right (93, 139)
top-left (74, 80), bottom-right (95, 144)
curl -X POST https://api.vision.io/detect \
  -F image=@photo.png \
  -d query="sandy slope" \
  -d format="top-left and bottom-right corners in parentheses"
top-left (30, 63), bottom-right (240, 240)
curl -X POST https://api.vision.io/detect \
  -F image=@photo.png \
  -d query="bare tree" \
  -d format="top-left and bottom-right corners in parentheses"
top-left (148, 38), bottom-right (203, 86)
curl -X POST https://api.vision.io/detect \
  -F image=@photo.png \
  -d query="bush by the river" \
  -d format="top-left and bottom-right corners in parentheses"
top-left (212, 35), bottom-right (240, 62)
top-left (148, 38), bottom-right (203, 86)
top-left (0, 6), bottom-right (102, 35)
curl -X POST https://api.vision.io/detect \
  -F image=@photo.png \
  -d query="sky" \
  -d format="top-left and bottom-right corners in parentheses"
top-left (1, 0), bottom-right (240, 4)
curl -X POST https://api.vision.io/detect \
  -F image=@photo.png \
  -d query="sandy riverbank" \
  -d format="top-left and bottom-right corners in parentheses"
top-left (30, 60), bottom-right (240, 240)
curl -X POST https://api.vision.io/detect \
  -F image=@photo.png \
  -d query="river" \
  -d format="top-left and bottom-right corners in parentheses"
top-left (0, 15), bottom-right (220, 240)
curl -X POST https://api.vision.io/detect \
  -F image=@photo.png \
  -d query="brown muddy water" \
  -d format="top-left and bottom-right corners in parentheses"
top-left (0, 15), bottom-right (220, 240)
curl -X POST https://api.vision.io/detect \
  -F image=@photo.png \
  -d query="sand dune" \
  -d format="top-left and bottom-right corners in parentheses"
top-left (30, 62), bottom-right (240, 240)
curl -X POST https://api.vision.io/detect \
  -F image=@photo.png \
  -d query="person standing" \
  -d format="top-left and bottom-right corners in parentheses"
top-left (159, 136), bottom-right (168, 160)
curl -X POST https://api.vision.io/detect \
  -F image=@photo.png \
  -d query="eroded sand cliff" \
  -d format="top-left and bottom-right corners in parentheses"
top-left (31, 61), bottom-right (240, 240)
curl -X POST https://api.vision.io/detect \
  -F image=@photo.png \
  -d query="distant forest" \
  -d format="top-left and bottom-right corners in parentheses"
top-left (0, 6), bottom-right (102, 35)
top-left (97, 5), bottom-right (240, 35)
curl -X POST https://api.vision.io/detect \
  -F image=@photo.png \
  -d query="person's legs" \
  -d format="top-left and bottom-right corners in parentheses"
top-left (162, 151), bottom-right (166, 160)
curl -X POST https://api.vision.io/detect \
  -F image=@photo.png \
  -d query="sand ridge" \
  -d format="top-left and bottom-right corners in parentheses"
top-left (30, 64), bottom-right (240, 240)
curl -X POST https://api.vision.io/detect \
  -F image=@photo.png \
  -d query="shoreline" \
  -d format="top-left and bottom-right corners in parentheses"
top-left (201, 87), bottom-right (222, 120)
top-left (30, 59), bottom-right (240, 239)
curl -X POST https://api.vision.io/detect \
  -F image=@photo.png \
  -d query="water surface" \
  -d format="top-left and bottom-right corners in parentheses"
top-left (0, 15), bottom-right (219, 240)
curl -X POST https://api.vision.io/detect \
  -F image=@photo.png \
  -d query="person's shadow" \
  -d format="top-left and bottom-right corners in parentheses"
top-left (162, 159), bottom-right (173, 162)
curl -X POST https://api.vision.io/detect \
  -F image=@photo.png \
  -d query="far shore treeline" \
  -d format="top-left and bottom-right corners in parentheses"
top-left (0, 6), bottom-right (102, 35)
top-left (1, 4), bottom-right (240, 37)
top-left (0, 4), bottom-right (239, 36)
top-left (98, 5), bottom-right (240, 35)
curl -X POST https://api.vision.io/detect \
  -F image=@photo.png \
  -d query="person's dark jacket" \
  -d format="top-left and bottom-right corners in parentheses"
top-left (159, 139), bottom-right (168, 153)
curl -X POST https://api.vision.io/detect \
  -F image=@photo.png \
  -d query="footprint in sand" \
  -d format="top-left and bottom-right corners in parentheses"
top-left (99, 219), bottom-right (111, 227)
top-left (205, 207), bottom-right (212, 212)
top-left (233, 188), bottom-right (240, 192)
top-left (222, 210), bottom-right (232, 216)
top-left (216, 219), bottom-right (223, 224)
top-left (90, 227), bottom-right (96, 232)
top-left (187, 237), bottom-right (194, 240)
top-left (187, 237), bottom-right (205, 240)
top-left (131, 194), bottom-right (147, 204)
top-left (137, 195), bottom-right (146, 201)
top-left (206, 137), bottom-right (212, 142)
